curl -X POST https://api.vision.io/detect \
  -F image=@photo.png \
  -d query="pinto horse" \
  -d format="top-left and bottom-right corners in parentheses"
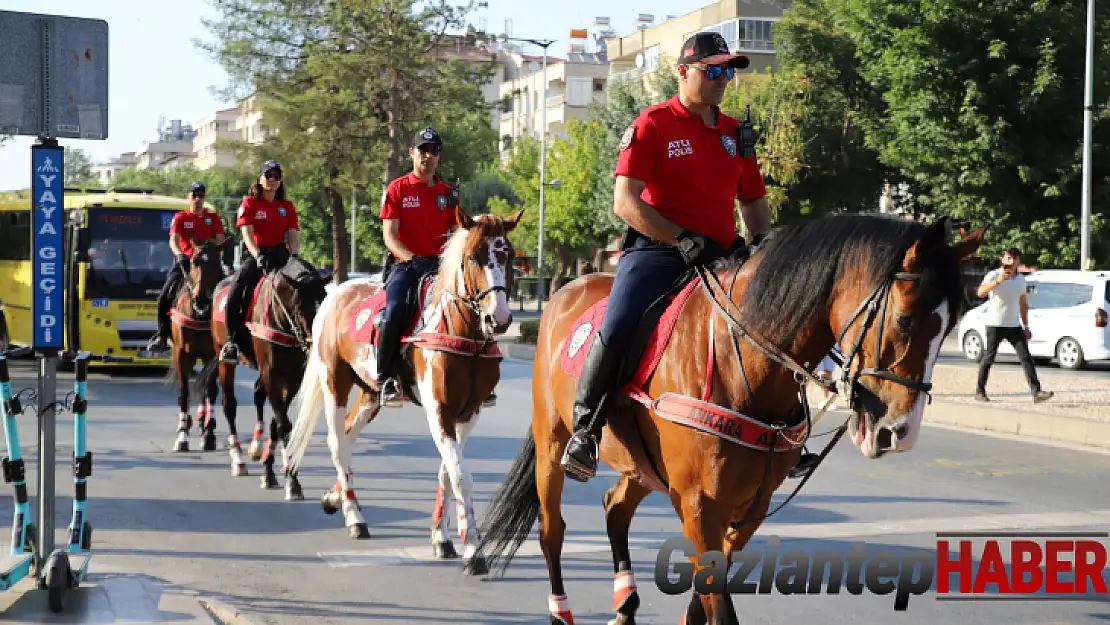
top-left (164, 241), bottom-right (226, 453)
top-left (286, 207), bottom-right (522, 571)
top-left (197, 255), bottom-right (329, 499)
top-left (467, 215), bottom-right (985, 625)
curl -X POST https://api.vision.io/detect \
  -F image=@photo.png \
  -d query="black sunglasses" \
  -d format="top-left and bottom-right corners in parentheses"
top-left (264, 170), bottom-right (282, 180)
top-left (416, 145), bottom-right (441, 156)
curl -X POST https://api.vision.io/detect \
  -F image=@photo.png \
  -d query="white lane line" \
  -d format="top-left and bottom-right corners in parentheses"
top-left (319, 508), bottom-right (1110, 567)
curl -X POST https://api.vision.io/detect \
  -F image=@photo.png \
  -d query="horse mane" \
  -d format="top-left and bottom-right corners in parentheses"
top-left (738, 214), bottom-right (964, 349)
top-left (432, 214), bottom-right (513, 303)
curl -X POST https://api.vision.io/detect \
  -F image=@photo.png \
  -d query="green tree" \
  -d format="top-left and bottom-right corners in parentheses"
top-left (63, 147), bottom-right (96, 187)
top-left (200, 0), bottom-right (492, 281)
top-left (822, 0), bottom-right (1110, 268)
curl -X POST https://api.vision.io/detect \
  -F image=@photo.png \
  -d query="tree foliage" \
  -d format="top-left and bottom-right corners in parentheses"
top-left (63, 147), bottom-right (96, 187)
top-left (200, 0), bottom-right (495, 280)
top-left (779, 0), bottom-right (1110, 268)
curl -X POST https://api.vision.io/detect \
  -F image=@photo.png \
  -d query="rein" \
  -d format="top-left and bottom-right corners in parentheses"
top-left (691, 256), bottom-right (925, 534)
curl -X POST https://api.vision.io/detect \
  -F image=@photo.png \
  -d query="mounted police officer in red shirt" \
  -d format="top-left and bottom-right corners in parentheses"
top-left (147, 181), bottom-right (226, 352)
top-left (378, 127), bottom-right (496, 408)
top-left (561, 32), bottom-right (820, 483)
top-left (221, 160), bottom-right (302, 364)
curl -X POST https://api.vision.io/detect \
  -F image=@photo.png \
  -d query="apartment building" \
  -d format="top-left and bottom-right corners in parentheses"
top-left (192, 106), bottom-right (242, 169)
top-left (601, 0), bottom-right (788, 86)
top-left (89, 152), bottom-right (140, 185)
top-left (496, 33), bottom-right (609, 158)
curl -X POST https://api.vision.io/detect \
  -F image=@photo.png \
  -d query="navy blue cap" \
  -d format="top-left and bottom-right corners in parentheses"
top-left (188, 181), bottom-right (206, 194)
top-left (412, 127), bottom-right (443, 148)
top-left (260, 160), bottom-right (282, 175)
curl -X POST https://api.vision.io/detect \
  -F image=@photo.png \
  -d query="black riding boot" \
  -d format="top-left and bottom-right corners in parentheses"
top-left (561, 334), bottom-right (621, 483)
top-left (375, 317), bottom-right (404, 408)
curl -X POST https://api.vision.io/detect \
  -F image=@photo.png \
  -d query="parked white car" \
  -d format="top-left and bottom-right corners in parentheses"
top-left (958, 269), bottom-right (1109, 370)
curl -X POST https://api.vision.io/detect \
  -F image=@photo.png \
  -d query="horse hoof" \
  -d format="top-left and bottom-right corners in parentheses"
top-left (173, 439), bottom-right (188, 453)
top-left (203, 435), bottom-right (217, 452)
top-left (349, 523), bottom-right (370, 540)
top-left (232, 463), bottom-right (248, 477)
top-left (432, 540), bottom-right (458, 559)
top-left (285, 484), bottom-right (304, 501)
top-left (260, 474), bottom-right (280, 489)
top-left (608, 614), bottom-right (636, 625)
top-left (463, 556), bottom-right (488, 576)
top-left (321, 495), bottom-right (339, 515)
top-left (247, 442), bottom-right (263, 462)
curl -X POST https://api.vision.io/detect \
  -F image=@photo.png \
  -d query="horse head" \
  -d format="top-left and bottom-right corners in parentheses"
top-left (438, 206), bottom-right (524, 337)
top-left (274, 256), bottom-right (328, 350)
top-left (188, 240), bottom-right (224, 318)
top-left (741, 215), bottom-right (985, 459)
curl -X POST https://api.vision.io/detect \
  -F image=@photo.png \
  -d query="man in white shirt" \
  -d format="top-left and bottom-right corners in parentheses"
top-left (975, 247), bottom-right (1054, 403)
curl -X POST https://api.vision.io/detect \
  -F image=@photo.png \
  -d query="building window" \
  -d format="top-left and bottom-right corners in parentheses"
top-left (738, 19), bottom-right (776, 52)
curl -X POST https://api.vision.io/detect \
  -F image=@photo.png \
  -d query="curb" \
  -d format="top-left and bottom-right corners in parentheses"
top-left (496, 340), bottom-right (1110, 451)
top-left (921, 401), bottom-right (1110, 450)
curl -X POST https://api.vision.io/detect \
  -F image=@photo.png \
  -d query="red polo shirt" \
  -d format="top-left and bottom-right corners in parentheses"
top-left (380, 173), bottom-right (457, 258)
top-left (615, 94), bottom-right (767, 247)
top-left (236, 196), bottom-right (299, 248)
top-left (170, 209), bottom-right (225, 257)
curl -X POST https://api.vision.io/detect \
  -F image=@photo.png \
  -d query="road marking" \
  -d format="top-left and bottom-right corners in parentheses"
top-left (318, 508), bottom-right (1110, 567)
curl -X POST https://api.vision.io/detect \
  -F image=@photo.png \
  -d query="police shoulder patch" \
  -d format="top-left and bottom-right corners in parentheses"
top-left (619, 124), bottom-right (636, 151)
top-left (721, 134), bottom-right (737, 158)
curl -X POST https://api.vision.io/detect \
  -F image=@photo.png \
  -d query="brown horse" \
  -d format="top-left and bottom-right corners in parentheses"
top-left (285, 207), bottom-right (522, 571)
top-left (165, 241), bottom-right (225, 453)
top-left (197, 255), bottom-right (329, 499)
top-left (468, 215), bottom-right (985, 625)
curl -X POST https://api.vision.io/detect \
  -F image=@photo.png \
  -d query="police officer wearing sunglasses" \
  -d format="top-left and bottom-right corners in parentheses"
top-left (561, 32), bottom-right (820, 482)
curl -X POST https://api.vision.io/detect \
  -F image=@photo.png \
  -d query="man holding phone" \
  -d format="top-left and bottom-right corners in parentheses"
top-left (975, 247), bottom-right (1054, 403)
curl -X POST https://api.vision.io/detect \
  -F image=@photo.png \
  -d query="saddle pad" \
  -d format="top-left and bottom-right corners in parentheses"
top-left (559, 277), bottom-right (701, 399)
top-left (348, 279), bottom-right (436, 347)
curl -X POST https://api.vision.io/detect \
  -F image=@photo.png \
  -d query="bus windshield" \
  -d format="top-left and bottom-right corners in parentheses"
top-left (86, 208), bottom-right (177, 300)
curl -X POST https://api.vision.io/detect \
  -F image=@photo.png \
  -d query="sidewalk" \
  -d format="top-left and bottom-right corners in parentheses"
top-left (495, 329), bottom-right (1110, 450)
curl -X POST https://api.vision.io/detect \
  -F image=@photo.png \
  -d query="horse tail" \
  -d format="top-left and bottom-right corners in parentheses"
top-left (465, 429), bottom-right (539, 577)
top-left (286, 349), bottom-right (324, 472)
top-left (193, 357), bottom-right (219, 400)
top-left (162, 358), bottom-right (178, 388)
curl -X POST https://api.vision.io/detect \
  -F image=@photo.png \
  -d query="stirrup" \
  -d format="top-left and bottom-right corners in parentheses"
top-left (788, 452), bottom-right (820, 480)
top-left (560, 431), bottom-right (598, 483)
top-left (379, 378), bottom-right (403, 408)
top-left (147, 336), bottom-right (168, 352)
top-left (220, 342), bottom-right (239, 364)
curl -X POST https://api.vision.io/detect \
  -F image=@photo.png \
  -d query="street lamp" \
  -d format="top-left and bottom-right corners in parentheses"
top-left (501, 34), bottom-right (556, 308)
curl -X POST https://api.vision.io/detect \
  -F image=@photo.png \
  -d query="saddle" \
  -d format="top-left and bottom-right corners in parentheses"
top-left (348, 273), bottom-right (438, 348)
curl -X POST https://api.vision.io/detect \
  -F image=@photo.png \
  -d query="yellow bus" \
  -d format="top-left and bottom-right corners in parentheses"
top-left (0, 186), bottom-right (230, 367)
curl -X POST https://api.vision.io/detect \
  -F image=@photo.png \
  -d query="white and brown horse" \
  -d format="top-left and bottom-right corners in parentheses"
top-left (286, 207), bottom-right (522, 572)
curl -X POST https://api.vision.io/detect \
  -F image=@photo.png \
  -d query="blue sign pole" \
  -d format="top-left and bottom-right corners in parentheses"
top-left (31, 143), bottom-right (64, 352)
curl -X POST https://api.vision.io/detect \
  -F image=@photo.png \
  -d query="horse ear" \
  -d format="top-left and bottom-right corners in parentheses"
top-left (952, 225), bottom-right (987, 261)
top-left (456, 205), bottom-right (476, 230)
top-left (503, 209), bottom-right (525, 233)
top-left (902, 218), bottom-right (949, 271)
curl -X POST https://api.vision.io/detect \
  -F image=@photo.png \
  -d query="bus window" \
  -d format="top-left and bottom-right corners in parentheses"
top-left (85, 208), bottom-right (177, 300)
top-left (0, 210), bottom-right (32, 261)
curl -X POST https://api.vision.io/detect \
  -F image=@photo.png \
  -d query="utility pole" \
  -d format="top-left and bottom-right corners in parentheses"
top-left (1080, 0), bottom-right (1096, 271)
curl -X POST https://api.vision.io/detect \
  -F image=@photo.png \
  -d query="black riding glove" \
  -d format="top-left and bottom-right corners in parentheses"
top-left (176, 254), bottom-right (191, 274)
top-left (676, 230), bottom-right (729, 267)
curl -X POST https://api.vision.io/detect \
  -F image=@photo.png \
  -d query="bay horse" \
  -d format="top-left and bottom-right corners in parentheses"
top-left (467, 215), bottom-right (985, 625)
top-left (285, 207), bottom-right (522, 572)
top-left (197, 255), bottom-right (329, 499)
top-left (163, 241), bottom-right (226, 454)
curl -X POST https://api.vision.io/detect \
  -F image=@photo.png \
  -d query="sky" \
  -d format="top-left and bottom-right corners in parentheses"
top-left (0, 0), bottom-right (704, 191)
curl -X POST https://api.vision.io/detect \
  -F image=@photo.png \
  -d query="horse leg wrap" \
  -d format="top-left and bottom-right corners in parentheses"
top-left (613, 570), bottom-right (638, 611)
top-left (548, 594), bottom-right (575, 625)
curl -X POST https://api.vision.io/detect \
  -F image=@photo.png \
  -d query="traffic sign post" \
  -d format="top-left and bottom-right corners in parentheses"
top-left (0, 9), bottom-right (109, 614)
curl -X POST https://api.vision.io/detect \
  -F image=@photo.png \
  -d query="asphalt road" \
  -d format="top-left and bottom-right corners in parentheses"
top-left (0, 357), bottom-right (1108, 624)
